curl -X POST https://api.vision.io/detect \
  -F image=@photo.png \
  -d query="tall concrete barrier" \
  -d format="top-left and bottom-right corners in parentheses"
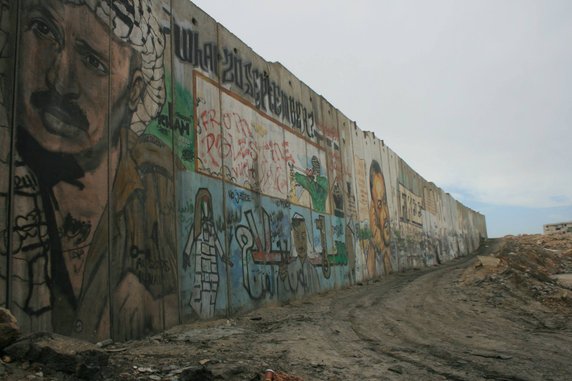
top-left (0, 0), bottom-right (486, 342)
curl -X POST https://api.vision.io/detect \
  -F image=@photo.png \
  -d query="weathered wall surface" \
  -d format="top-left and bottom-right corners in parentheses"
top-left (0, 0), bottom-right (487, 341)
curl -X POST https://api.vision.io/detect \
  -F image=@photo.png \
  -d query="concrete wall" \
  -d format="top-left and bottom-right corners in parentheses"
top-left (0, 0), bottom-right (487, 342)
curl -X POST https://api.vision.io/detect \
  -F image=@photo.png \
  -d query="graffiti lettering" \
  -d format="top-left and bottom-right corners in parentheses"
top-left (228, 189), bottom-right (251, 205)
top-left (399, 184), bottom-right (423, 227)
top-left (125, 245), bottom-right (172, 292)
top-left (66, 248), bottom-right (86, 274)
top-left (14, 174), bottom-right (39, 192)
top-left (156, 102), bottom-right (193, 136)
top-left (197, 102), bottom-right (292, 197)
top-left (1, 208), bottom-right (48, 255)
top-left (60, 213), bottom-right (91, 245)
top-left (173, 23), bottom-right (218, 74)
top-left (235, 209), bottom-right (291, 299)
top-left (219, 49), bottom-right (315, 137)
top-left (235, 223), bottom-right (273, 300)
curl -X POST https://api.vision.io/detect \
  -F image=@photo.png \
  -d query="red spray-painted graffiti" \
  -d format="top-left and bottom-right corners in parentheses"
top-left (197, 103), bottom-right (294, 199)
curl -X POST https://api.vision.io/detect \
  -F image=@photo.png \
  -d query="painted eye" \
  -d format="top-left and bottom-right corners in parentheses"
top-left (30, 18), bottom-right (57, 41)
top-left (83, 54), bottom-right (108, 75)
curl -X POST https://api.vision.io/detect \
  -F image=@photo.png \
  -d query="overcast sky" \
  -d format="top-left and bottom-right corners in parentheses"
top-left (191, 0), bottom-right (572, 237)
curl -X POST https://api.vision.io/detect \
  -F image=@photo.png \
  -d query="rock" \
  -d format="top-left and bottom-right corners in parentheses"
top-left (265, 370), bottom-right (305, 381)
top-left (388, 365), bottom-right (404, 374)
top-left (551, 273), bottom-right (572, 289)
top-left (95, 339), bottom-right (113, 348)
top-left (4, 332), bottom-right (109, 380)
top-left (0, 308), bottom-right (21, 349)
top-left (476, 256), bottom-right (502, 268)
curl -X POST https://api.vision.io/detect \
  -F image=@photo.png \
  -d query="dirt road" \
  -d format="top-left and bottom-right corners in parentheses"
top-left (3, 236), bottom-right (572, 380)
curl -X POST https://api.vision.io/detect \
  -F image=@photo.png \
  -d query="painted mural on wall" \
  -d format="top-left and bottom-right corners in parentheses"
top-left (368, 161), bottom-right (392, 275)
top-left (0, 0), bottom-right (12, 309)
top-left (354, 158), bottom-right (393, 278)
top-left (182, 187), bottom-right (232, 319)
top-left (0, 0), bottom-right (487, 342)
top-left (226, 189), bottom-right (328, 309)
top-left (0, 0), bottom-right (179, 341)
top-left (399, 184), bottom-right (423, 227)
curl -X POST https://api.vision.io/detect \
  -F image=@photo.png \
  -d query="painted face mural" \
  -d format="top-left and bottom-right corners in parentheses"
top-left (368, 160), bottom-right (392, 275)
top-left (0, 0), bottom-right (488, 345)
top-left (5, 0), bottom-right (177, 342)
top-left (18, 0), bottom-right (140, 156)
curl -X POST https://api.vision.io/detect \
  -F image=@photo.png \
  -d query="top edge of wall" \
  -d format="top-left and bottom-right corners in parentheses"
top-left (187, 0), bottom-right (482, 218)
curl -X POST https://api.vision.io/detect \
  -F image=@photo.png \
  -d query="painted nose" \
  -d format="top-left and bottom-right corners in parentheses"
top-left (46, 50), bottom-right (80, 98)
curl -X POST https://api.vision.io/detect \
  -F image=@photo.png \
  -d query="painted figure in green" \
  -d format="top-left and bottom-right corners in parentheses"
top-left (294, 155), bottom-right (328, 213)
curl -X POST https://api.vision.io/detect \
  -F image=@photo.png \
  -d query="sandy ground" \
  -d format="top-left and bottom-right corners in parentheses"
top-left (2, 234), bottom-right (572, 380)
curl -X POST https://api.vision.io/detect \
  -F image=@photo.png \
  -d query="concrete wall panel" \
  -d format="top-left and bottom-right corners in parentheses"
top-left (336, 115), bottom-right (358, 283)
top-left (0, 0), bottom-right (487, 341)
top-left (0, 0), bottom-right (15, 309)
top-left (351, 126), bottom-right (393, 280)
top-left (179, 173), bottom-right (228, 321)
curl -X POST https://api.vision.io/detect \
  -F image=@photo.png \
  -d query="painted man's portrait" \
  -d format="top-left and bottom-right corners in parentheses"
top-left (288, 213), bottom-right (320, 294)
top-left (368, 160), bottom-right (392, 275)
top-left (6, 0), bottom-right (179, 341)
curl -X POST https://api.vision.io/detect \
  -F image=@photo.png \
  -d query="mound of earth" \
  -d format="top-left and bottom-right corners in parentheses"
top-left (462, 233), bottom-right (572, 325)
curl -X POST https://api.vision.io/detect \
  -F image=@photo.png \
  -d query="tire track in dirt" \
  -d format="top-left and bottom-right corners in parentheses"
top-left (323, 239), bottom-right (572, 380)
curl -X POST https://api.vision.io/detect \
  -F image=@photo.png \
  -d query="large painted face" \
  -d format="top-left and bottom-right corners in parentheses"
top-left (371, 173), bottom-right (390, 245)
top-left (17, 0), bottom-right (143, 155)
top-left (371, 174), bottom-right (387, 226)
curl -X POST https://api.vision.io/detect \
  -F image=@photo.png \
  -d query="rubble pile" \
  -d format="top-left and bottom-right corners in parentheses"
top-left (464, 233), bottom-right (572, 317)
top-left (0, 308), bottom-right (20, 350)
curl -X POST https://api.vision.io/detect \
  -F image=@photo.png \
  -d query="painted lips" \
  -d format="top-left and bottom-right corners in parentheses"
top-left (30, 91), bottom-right (90, 137)
top-left (41, 106), bottom-right (88, 138)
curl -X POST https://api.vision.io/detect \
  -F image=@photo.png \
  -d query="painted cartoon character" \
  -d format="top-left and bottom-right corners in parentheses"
top-left (291, 155), bottom-right (329, 212)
